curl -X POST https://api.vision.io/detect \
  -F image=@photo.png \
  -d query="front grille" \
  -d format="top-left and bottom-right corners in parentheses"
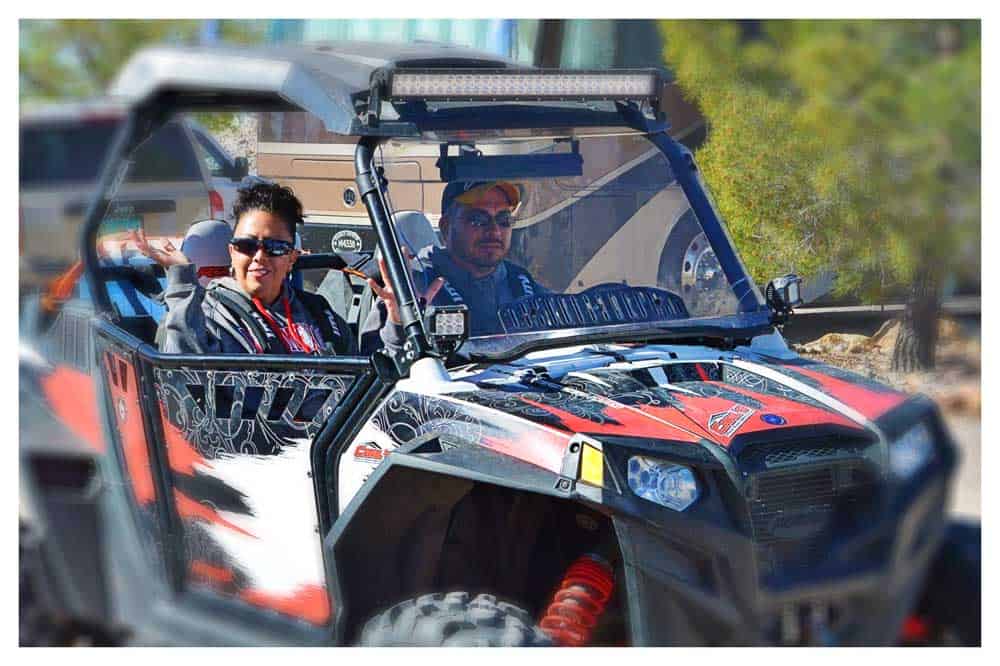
top-left (745, 456), bottom-right (878, 581)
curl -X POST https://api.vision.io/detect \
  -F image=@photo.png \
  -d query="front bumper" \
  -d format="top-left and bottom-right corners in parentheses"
top-left (612, 413), bottom-right (956, 646)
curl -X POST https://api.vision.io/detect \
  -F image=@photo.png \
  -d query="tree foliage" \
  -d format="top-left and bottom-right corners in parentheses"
top-left (20, 20), bottom-right (268, 132)
top-left (661, 20), bottom-right (980, 300)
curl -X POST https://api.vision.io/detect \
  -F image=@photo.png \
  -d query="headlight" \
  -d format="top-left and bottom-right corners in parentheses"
top-left (889, 422), bottom-right (935, 479)
top-left (627, 456), bottom-right (700, 511)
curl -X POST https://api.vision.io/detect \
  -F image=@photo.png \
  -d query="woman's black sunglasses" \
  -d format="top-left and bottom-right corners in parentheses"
top-left (230, 237), bottom-right (296, 257)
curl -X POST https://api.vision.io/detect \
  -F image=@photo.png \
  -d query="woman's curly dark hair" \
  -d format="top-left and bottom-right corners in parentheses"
top-left (232, 182), bottom-right (303, 239)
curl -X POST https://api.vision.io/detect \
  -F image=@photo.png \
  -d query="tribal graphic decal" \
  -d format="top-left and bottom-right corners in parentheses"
top-left (449, 387), bottom-right (625, 431)
top-left (449, 357), bottom-right (863, 445)
top-left (153, 367), bottom-right (355, 626)
top-left (369, 390), bottom-right (571, 474)
top-left (373, 390), bottom-right (486, 445)
top-left (562, 369), bottom-right (684, 410)
top-left (154, 368), bottom-right (352, 456)
top-left (671, 380), bottom-right (765, 410)
top-left (719, 365), bottom-right (832, 413)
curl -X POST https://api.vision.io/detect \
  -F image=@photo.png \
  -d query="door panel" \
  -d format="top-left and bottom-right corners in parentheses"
top-left (152, 365), bottom-right (362, 626)
top-left (93, 320), bottom-right (370, 631)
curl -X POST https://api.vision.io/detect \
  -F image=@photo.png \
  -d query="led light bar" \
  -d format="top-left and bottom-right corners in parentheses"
top-left (388, 69), bottom-right (661, 102)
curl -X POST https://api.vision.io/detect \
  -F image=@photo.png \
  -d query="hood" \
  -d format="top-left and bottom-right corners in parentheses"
top-left (372, 343), bottom-right (909, 477)
top-left (444, 343), bottom-right (907, 452)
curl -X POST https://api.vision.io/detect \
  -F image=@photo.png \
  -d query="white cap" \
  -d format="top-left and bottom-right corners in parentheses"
top-left (181, 219), bottom-right (232, 269)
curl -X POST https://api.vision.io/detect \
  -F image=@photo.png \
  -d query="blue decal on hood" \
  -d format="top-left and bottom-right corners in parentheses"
top-left (761, 413), bottom-right (786, 426)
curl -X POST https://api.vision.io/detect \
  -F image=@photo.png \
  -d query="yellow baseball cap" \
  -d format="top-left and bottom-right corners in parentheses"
top-left (442, 180), bottom-right (521, 213)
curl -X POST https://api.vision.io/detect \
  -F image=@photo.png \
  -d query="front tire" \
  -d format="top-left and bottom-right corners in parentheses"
top-left (912, 522), bottom-right (981, 645)
top-left (359, 591), bottom-right (553, 647)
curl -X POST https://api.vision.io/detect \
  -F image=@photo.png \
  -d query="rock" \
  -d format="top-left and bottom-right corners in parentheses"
top-left (799, 332), bottom-right (874, 355)
top-left (829, 317), bottom-right (965, 357)
top-left (870, 319), bottom-right (900, 352)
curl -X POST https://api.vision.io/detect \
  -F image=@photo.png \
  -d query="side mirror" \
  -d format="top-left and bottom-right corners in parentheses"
top-left (765, 273), bottom-right (803, 324)
top-left (232, 157), bottom-right (249, 180)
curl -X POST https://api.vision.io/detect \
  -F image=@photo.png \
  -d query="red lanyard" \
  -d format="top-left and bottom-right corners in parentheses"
top-left (197, 266), bottom-right (230, 279)
top-left (252, 293), bottom-right (315, 354)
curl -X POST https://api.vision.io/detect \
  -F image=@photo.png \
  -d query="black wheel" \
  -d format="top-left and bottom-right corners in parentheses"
top-left (359, 591), bottom-right (553, 647)
top-left (911, 521), bottom-right (981, 646)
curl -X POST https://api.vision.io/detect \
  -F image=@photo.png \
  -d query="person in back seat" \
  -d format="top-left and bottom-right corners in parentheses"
top-left (156, 182), bottom-right (354, 355)
top-left (134, 219), bottom-right (233, 287)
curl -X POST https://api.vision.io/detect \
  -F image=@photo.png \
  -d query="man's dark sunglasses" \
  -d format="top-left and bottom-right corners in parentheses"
top-left (460, 208), bottom-right (514, 229)
top-left (230, 237), bottom-right (296, 257)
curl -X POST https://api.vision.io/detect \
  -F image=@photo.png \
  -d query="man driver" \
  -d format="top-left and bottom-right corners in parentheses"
top-left (360, 180), bottom-right (548, 354)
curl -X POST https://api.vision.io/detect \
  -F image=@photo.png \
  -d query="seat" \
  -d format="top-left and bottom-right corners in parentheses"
top-left (392, 210), bottom-right (443, 257)
top-left (320, 211), bottom-right (441, 340)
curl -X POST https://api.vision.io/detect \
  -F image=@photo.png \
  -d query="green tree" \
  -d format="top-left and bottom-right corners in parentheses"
top-left (661, 20), bottom-right (980, 370)
top-left (20, 20), bottom-right (268, 132)
top-left (19, 20), bottom-right (201, 101)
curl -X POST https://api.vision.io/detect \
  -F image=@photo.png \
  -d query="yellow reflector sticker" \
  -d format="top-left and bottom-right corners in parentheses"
top-left (580, 444), bottom-right (604, 487)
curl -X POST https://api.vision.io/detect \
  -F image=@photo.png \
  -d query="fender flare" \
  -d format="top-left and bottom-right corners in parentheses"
top-left (323, 438), bottom-right (589, 644)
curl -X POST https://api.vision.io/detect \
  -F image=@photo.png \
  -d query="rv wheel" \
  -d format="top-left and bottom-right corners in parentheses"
top-left (658, 211), bottom-right (726, 313)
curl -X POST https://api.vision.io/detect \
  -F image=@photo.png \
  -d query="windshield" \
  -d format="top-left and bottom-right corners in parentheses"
top-left (374, 133), bottom-right (760, 347)
top-left (86, 112), bottom-right (764, 355)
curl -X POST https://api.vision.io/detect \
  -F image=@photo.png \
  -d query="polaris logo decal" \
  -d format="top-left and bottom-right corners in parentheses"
top-left (708, 404), bottom-right (755, 437)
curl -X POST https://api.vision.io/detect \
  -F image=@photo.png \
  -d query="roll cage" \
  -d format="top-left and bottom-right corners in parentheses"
top-left (82, 44), bottom-right (766, 373)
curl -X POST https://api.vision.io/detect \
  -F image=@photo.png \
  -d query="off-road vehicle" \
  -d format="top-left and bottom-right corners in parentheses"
top-left (19, 41), bottom-right (980, 646)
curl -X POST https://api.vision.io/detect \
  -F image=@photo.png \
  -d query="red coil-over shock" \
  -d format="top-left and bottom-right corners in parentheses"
top-left (539, 554), bottom-right (614, 646)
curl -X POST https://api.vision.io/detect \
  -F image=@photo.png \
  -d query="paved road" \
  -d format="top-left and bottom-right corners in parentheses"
top-left (944, 415), bottom-right (981, 519)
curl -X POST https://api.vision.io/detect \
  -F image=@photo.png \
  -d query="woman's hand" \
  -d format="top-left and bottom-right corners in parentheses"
top-left (131, 229), bottom-right (190, 267)
top-left (368, 250), bottom-right (444, 325)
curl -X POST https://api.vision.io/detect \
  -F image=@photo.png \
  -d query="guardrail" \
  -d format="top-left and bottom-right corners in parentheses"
top-left (796, 296), bottom-right (980, 318)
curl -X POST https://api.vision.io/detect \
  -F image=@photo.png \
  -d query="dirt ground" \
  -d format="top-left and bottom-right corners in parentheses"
top-left (794, 318), bottom-right (981, 518)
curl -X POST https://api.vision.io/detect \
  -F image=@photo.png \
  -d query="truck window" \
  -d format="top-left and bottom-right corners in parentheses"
top-left (19, 119), bottom-right (119, 186)
top-left (192, 129), bottom-right (233, 178)
top-left (127, 124), bottom-right (203, 183)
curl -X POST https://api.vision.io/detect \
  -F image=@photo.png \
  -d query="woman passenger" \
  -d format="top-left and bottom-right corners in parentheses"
top-left (156, 182), bottom-right (354, 355)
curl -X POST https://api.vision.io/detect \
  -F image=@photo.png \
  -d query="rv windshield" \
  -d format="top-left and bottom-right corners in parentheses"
top-left (377, 133), bottom-right (762, 348)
